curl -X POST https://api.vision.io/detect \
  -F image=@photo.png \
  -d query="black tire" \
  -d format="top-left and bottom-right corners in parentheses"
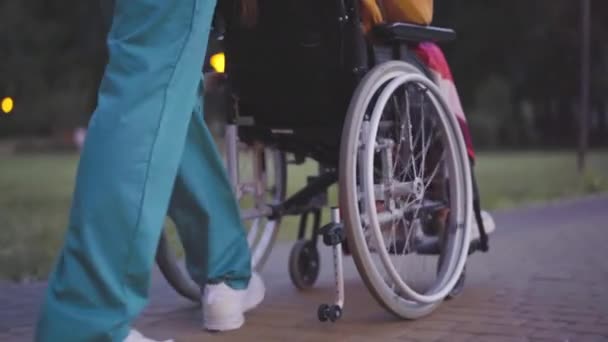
top-left (445, 266), bottom-right (466, 300)
top-left (328, 305), bottom-right (343, 322)
top-left (156, 232), bottom-right (200, 303)
top-left (318, 304), bottom-right (330, 322)
top-left (288, 239), bottom-right (320, 290)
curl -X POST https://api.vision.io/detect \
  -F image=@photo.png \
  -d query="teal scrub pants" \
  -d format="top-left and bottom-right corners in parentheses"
top-left (35, 1), bottom-right (251, 341)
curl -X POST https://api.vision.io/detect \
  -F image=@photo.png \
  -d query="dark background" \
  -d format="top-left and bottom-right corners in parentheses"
top-left (0, 0), bottom-right (606, 150)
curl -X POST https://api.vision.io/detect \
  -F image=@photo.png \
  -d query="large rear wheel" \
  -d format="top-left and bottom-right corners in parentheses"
top-left (339, 60), bottom-right (473, 319)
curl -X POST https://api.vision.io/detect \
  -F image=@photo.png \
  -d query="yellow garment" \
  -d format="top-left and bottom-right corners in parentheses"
top-left (240, 0), bottom-right (259, 28)
top-left (360, 0), bottom-right (434, 33)
top-left (380, 0), bottom-right (433, 25)
top-left (361, 0), bottom-right (384, 33)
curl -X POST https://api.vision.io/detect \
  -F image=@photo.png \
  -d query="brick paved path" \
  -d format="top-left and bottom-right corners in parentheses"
top-left (2, 195), bottom-right (608, 341)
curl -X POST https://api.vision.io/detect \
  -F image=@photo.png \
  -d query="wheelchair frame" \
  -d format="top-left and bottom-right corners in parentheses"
top-left (157, 0), bottom-right (491, 322)
top-left (217, 0), bottom-right (490, 321)
top-left (219, 0), bottom-right (464, 216)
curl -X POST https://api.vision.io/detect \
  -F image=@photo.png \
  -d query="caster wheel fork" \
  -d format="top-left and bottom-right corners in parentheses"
top-left (317, 207), bottom-right (345, 323)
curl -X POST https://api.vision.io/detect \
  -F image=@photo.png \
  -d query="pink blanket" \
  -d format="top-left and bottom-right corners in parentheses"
top-left (414, 42), bottom-right (475, 161)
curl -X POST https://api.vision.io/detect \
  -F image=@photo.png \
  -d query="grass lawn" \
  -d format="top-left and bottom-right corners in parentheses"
top-left (1, 150), bottom-right (607, 281)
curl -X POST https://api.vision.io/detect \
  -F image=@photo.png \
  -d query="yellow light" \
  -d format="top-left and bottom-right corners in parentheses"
top-left (210, 53), bottom-right (225, 73)
top-left (1, 97), bottom-right (14, 114)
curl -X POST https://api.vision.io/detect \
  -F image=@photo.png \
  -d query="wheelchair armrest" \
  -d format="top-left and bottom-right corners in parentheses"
top-left (372, 22), bottom-right (456, 43)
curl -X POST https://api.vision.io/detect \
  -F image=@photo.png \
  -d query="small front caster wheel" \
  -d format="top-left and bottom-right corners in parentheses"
top-left (318, 304), bottom-right (330, 322)
top-left (328, 305), bottom-right (342, 322)
top-left (289, 239), bottom-right (320, 290)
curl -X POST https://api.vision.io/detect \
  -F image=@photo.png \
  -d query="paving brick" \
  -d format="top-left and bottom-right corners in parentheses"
top-left (522, 320), bottom-right (569, 330)
top-left (564, 323), bottom-right (608, 336)
top-left (438, 308), bottom-right (515, 321)
top-left (398, 328), bottom-right (449, 342)
top-left (436, 332), bottom-right (475, 342)
top-left (406, 320), bottom-right (459, 332)
top-left (2, 196), bottom-right (608, 342)
top-left (569, 334), bottom-right (608, 342)
top-left (530, 329), bottom-right (575, 340)
top-left (467, 335), bottom-right (528, 342)
top-left (451, 322), bottom-right (533, 337)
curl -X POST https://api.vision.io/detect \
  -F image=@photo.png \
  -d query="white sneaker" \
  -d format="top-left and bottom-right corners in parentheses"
top-left (470, 210), bottom-right (496, 242)
top-left (124, 329), bottom-right (173, 342)
top-left (202, 272), bottom-right (265, 332)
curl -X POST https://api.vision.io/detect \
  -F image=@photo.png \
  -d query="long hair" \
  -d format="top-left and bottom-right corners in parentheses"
top-left (240, 0), bottom-right (258, 27)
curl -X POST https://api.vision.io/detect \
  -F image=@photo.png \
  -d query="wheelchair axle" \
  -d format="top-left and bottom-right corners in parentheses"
top-left (317, 207), bottom-right (345, 323)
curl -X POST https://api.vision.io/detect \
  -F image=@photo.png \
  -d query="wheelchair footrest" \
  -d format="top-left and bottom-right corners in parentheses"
top-left (468, 238), bottom-right (490, 255)
top-left (414, 235), bottom-right (492, 256)
top-left (317, 207), bottom-right (345, 323)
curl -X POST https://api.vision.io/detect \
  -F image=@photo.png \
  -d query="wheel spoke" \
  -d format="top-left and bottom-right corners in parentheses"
top-left (397, 126), bottom-right (423, 181)
top-left (423, 153), bottom-right (445, 191)
top-left (391, 92), bottom-right (407, 178)
top-left (419, 89), bottom-right (427, 179)
top-left (405, 90), bottom-right (418, 179)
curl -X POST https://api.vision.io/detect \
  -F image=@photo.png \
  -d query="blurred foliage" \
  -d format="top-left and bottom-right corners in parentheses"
top-left (435, 0), bottom-right (608, 149)
top-left (1, 151), bottom-right (607, 281)
top-left (0, 0), bottom-right (607, 149)
top-left (0, 0), bottom-right (108, 138)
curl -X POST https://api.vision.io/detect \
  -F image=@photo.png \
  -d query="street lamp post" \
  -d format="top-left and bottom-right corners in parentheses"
top-left (578, 0), bottom-right (591, 173)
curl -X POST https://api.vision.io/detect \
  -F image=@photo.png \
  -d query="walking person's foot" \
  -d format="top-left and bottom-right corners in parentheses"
top-left (202, 272), bottom-right (265, 331)
top-left (124, 329), bottom-right (173, 342)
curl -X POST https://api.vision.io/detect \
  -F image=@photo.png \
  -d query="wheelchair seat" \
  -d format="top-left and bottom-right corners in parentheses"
top-left (372, 22), bottom-right (456, 43)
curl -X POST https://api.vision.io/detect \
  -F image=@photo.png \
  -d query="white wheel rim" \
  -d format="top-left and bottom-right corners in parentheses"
top-left (234, 144), bottom-right (285, 270)
top-left (362, 73), bottom-right (472, 304)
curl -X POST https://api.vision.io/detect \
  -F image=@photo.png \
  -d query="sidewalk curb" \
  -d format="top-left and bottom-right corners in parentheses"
top-left (487, 192), bottom-right (608, 215)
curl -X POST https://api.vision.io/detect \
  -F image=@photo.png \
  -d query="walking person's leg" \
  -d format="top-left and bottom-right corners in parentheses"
top-left (168, 85), bottom-right (263, 331)
top-left (35, 1), bottom-right (221, 341)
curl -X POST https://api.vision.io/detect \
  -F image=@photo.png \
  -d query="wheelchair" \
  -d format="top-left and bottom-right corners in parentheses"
top-left (157, 0), bottom-right (491, 321)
